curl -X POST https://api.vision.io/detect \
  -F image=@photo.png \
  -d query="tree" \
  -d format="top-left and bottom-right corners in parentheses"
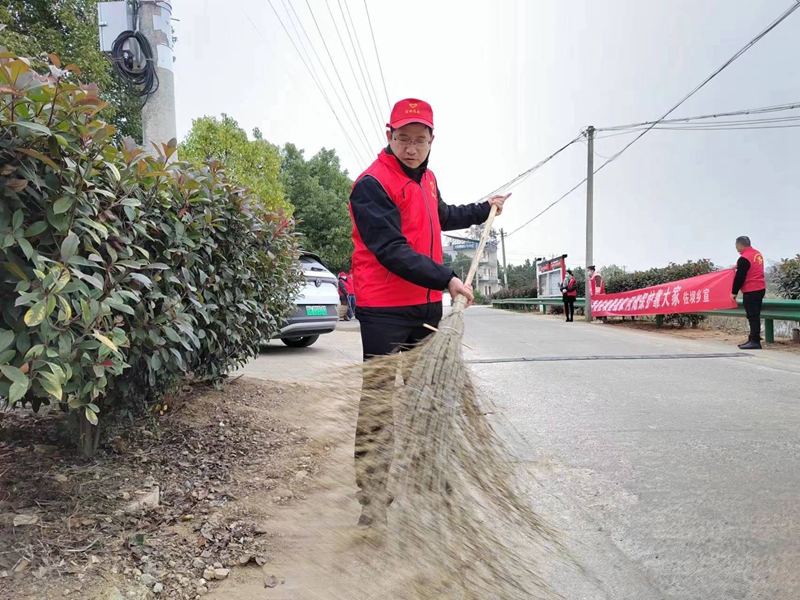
top-left (600, 264), bottom-right (627, 280)
top-left (281, 144), bottom-right (353, 273)
top-left (466, 223), bottom-right (497, 242)
top-left (0, 0), bottom-right (143, 141)
top-left (180, 115), bottom-right (285, 211)
top-left (451, 252), bottom-right (473, 281)
top-left (501, 259), bottom-right (538, 290)
top-left (770, 256), bottom-right (800, 299)
top-left (571, 266), bottom-right (586, 298)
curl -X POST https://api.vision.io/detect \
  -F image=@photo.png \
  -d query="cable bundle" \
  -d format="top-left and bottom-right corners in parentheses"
top-left (110, 30), bottom-right (160, 101)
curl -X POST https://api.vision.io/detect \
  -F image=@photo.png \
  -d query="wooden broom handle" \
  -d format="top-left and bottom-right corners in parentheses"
top-left (454, 204), bottom-right (499, 310)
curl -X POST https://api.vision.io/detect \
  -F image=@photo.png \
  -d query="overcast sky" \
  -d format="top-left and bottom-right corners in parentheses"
top-left (173, 0), bottom-right (799, 271)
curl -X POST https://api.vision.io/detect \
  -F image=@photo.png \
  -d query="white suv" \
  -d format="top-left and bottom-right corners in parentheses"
top-left (276, 252), bottom-right (340, 347)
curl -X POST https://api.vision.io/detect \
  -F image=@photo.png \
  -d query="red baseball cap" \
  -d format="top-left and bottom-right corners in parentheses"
top-left (387, 98), bottom-right (434, 130)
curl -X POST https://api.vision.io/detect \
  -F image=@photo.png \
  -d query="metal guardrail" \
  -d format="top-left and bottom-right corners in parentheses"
top-left (491, 297), bottom-right (800, 343)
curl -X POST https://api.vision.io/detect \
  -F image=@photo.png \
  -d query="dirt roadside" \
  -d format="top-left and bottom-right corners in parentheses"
top-left (1, 376), bottom-right (357, 600)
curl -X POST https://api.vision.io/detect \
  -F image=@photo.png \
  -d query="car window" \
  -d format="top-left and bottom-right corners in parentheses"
top-left (300, 256), bottom-right (326, 272)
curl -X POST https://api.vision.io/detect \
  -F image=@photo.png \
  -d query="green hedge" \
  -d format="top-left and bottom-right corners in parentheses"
top-left (772, 255), bottom-right (800, 300)
top-left (0, 54), bottom-right (302, 454)
top-left (603, 259), bottom-right (717, 294)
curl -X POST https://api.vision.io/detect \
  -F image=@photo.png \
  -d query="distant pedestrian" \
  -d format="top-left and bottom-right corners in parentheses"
top-left (588, 265), bottom-right (607, 323)
top-left (338, 272), bottom-right (352, 320)
top-left (560, 269), bottom-right (577, 322)
top-left (732, 236), bottom-right (766, 350)
top-left (347, 271), bottom-right (357, 319)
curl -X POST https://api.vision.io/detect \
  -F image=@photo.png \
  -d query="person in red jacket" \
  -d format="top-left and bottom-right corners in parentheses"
top-left (338, 272), bottom-right (354, 320)
top-left (349, 98), bottom-right (509, 526)
top-left (560, 269), bottom-right (578, 322)
top-left (732, 236), bottom-right (766, 350)
top-left (587, 265), bottom-right (607, 323)
top-left (346, 271), bottom-right (356, 318)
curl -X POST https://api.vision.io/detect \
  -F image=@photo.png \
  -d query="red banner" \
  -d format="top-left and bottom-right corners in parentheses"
top-left (591, 269), bottom-right (737, 317)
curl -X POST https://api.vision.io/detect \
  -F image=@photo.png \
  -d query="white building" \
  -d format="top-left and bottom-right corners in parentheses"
top-left (442, 234), bottom-right (502, 297)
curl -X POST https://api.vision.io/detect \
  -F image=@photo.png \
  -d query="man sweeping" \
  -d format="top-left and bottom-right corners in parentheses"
top-left (348, 98), bottom-right (509, 526)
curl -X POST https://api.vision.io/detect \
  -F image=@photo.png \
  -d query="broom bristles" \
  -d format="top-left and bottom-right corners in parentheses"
top-left (348, 307), bottom-right (578, 599)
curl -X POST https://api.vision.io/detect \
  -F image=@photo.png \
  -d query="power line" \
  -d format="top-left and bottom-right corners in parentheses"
top-left (596, 101), bottom-right (800, 131)
top-left (341, 0), bottom-right (386, 126)
top-left (363, 0), bottom-right (391, 111)
top-left (285, 0), bottom-right (368, 154)
top-left (476, 135), bottom-right (584, 202)
top-left (304, 0), bottom-right (378, 157)
top-left (253, 1), bottom-right (371, 166)
top-left (506, 174), bottom-right (588, 238)
top-left (474, 101), bottom-right (800, 215)
top-left (273, 0), bottom-right (376, 162)
top-left (592, 114), bottom-right (800, 138)
top-left (579, 136), bottom-right (614, 159)
top-left (590, 1), bottom-right (800, 177)
top-left (280, 0), bottom-right (322, 88)
top-left (505, 1), bottom-right (800, 238)
top-left (644, 122), bottom-right (800, 131)
top-left (324, 0), bottom-right (384, 145)
top-left (284, 1), bottom-right (379, 161)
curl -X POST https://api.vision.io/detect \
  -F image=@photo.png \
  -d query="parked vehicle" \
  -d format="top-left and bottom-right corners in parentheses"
top-left (275, 252), bottom-right (340, 347)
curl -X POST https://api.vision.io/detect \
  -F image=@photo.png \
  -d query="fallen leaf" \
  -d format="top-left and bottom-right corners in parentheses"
top-left (12, 558), bottom-right (30, 573)
top-left (13, 514), bottom-right (39, 527)
top-left (264, 574), bottom-right (278, 588)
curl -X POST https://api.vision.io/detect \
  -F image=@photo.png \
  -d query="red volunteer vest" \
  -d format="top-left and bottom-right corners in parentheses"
top-left (565, 277), bottom-right (578, 297)
top-left (590, 274), bottom-right (605, 296)
top-left (740, 246), bottom-right (766, 293)
top-left (350, 151), bottom-right (443, 307)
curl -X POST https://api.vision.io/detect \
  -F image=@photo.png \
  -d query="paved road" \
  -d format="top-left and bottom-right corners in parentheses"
top-left (241, 307), bottom-right (800, 600)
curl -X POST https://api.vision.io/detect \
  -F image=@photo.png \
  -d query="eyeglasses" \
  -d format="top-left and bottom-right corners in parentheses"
top-left (392, 136), bottom-right (432, 150)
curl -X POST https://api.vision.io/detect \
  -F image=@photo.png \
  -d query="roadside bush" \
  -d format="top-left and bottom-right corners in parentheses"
top-left (472, 289), bottom-right (491, 305)
top-left (771, 255), bottom-right (800, 300)
top-left (0, 53), bottom-right (302, 455)
top-left (604, 259), bottom-right (716, 294)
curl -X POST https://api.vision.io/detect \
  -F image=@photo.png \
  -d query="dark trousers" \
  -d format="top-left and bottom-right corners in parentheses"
top-left (743, 289), bottom-right (766, 341)
top-left (355, 319), bottom-right (437, 509)
top-left (347, 294), bottom-right (356, 319)
top-left (563, 296), bottom-right (576, 321)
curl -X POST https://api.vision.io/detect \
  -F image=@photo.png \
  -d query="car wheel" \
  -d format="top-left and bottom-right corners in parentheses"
top-left (281, 335), bottom-right (320, 348)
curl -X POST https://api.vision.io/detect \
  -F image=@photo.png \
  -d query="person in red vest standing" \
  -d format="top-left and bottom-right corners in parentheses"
top-left (587, 265), bottom-right (607, 323)
top-left (348, 98), bottom-right (509, 526)
top-left (732, 236), bottom-right (766, 350)
top-left (346, 270), bottom-right (356, 318)
top-left (588, 265), bottom-right (605, 295)
top-left (560, 269), bottom-right (578, 322)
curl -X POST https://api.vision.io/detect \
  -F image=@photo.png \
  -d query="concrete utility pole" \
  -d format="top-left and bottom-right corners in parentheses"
top-left (500, 228), bottom-right (508, 288)
top-left (139, 1), bottom-right (177, 153)
top-left (584, 126), bottom-right (595, 322)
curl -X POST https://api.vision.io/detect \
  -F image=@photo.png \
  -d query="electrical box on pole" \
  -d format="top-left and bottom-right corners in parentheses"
top-left (98, 2), bottom-right (133, 53)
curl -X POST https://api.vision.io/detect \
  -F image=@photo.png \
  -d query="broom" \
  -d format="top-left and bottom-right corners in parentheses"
top-left (355, 204), bottom-right (574, 599)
